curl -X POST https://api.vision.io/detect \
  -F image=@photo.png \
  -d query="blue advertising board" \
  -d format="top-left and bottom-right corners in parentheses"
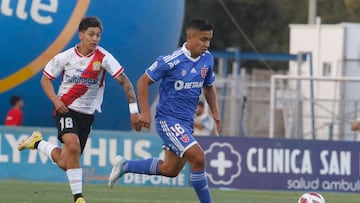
top-left (0, 126), bottom-right (189, 187)
top-left (197, 137), bottom-right (360, 192)
top-left (0, 0), bottom-right (184, 130)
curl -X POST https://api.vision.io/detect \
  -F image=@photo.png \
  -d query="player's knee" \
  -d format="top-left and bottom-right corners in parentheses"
top-left (63, 137), bottom-right (81, 155)
top-left (67, 142), bottom-right (81, 155)
top-left (167, 172), bottom-right (179, 178)
top-left (189, 154), bottom-right (206, 170)
top-left (158, 162), bottom-right (181, 177)
top-left (56, 159), bottom-right (67, 171)
top-left (162, 168), bottom-right (181, 177)
top-left (62, 134), bottom-right (81, 154)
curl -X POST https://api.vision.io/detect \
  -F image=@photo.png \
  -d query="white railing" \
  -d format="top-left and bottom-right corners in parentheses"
top-left (269, 75), bottom-right (360, 140)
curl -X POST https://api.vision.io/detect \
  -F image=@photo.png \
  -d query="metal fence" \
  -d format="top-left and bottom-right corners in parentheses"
top-left (269, 75), bottom-right (360, 140)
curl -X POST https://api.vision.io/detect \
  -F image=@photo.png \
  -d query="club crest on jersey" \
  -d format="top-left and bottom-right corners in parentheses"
top-left (181, 69), bottom-right (187, 76)
top-left (201, 67), bottom-right (208, 78)
top-left (181, 134), bottom-right (190, 143)
top-left (93, 61), bottom-right (102, 71)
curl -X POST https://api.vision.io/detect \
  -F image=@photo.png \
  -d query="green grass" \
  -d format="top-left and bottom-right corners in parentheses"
top-left (1, 180), bottom-right (360, 203)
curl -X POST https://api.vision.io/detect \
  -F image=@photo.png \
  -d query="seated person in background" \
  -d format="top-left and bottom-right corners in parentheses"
top-left (193, 101), bottom-right (215, 136)
top-left (5, 95), bottom-right (24, 126)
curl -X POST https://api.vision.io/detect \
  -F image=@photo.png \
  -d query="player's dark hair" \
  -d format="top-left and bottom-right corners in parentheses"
top-left (79, 16), bottom-right (103, 32)
top-left (10, 95), bottom-right (22, 106)
top-left (186, 18), bottom-right (213, 31)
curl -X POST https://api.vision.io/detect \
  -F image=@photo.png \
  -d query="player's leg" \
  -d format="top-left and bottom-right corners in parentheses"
top-left (157, 149), bottom-right (187, 177)
top-left (39, 110), bottom-right (91, 203)
top-left (18, 130), bottom-right (60, 163)
top-left (156, 119), bottom-right (211, 203)
top-left (17, 132), bottom-right (80, 171)
top-left (125, 149), bottom-right (186, 177)
top-left (108, 148), bottom-right (187, 188)
top-left (17, 131), bottom-right (84, 202)
top-left (63, 112), bottom-right (93, 203)
top-left (61, 133), bottom-right (84, 202)
top-left (108, 119), bottom-right (188, 188)
top-left (183, 143), bottom-right (211, 203)
top-left (108, 155), bottom-right (163, 188)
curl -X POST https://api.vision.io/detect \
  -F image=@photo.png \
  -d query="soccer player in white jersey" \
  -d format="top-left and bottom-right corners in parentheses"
top-left (18, 17), bottom-right (140, 203)
top-left (109, 18), bottom-right (222, 203)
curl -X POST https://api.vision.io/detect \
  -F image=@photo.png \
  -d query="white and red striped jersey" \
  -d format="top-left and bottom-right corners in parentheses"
top-left (43, 45), bottom-right (124, 115)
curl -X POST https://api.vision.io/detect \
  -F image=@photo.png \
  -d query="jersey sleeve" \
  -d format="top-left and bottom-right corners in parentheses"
top-left (102, 52), bottom-right (124, 78)
top-left (145, 57), bottom-right (169, 82)
top-left (43, 53), bottom-right (65, 79)
top-left (204, 55), bottom-right (216, 86)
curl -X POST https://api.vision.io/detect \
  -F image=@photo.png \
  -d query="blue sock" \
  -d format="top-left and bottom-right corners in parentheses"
top-left (190, 170), bottom-right (212, 203)
top-left (124, 158), bottom-right (160, 175)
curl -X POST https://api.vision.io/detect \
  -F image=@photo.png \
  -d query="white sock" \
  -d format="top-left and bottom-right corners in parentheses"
top-left (66, 168), bottom-right (83, 195)
top-left (37, 140), bottom-right (57, 162)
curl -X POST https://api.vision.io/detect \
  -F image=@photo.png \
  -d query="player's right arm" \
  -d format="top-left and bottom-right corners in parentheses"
top-left (40, 76), bottom-right (68, 114)
top-left (41, 55), bottom-right (68, 114)
top-left (137, 58), bottom-right (169, 128)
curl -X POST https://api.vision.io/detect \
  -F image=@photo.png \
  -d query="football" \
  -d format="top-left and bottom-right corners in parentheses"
top-left (298, 192), bottom-right (325, 203)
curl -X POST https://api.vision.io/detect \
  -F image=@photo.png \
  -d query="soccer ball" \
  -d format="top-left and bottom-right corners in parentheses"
top-left (298, 192), bottom-right (325, 203)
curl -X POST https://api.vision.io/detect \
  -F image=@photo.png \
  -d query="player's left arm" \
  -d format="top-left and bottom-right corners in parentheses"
top-left (203, 85), bottom-right (222, 134)
top-left (102, 50), bottom-right (141, 131)
top-left (115, 72), bottom-right (136, 103)
top-left (115, 72), bottom-right (141, 131)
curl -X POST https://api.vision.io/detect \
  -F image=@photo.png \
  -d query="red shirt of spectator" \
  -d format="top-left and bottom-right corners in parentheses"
top-left (4, 95), bottom-right (24, 126)
top-left (5, 108), bottom-right (23, 126)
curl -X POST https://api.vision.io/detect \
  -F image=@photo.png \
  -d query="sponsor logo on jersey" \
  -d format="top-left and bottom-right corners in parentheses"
top-left (93, 61), bottom-right (102, 71)
top-left (174, 80), bottom-right (204, 90)
top-left (201, 67), bottom-right (208, 78)
top-left (167, 59), bottom-right (180, 69)
top-left (64, 74), bottom-right (98, 86)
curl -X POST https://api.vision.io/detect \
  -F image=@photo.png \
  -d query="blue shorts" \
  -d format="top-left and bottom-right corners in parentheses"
top-left (155, 118), bottom-right (197, 157)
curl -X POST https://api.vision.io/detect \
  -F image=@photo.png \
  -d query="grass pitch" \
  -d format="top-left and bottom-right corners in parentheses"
top-left (1, 180), bottom-right (359, 203)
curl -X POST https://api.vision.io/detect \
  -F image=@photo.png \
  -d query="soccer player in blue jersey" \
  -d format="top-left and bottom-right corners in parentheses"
top-left (108, 18), bottom-right (222, 203)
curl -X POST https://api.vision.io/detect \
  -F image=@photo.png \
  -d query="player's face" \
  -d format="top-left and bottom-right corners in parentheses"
top-left (187, 29), bottom-right (213, 58)
top-left (17, 100), bottom-right (24, 109)
top-left (79, 27), bottom-right (102, 53)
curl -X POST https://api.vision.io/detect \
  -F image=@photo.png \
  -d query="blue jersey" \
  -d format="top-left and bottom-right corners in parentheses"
top-left (146, 43), bottom-right (215, 124)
